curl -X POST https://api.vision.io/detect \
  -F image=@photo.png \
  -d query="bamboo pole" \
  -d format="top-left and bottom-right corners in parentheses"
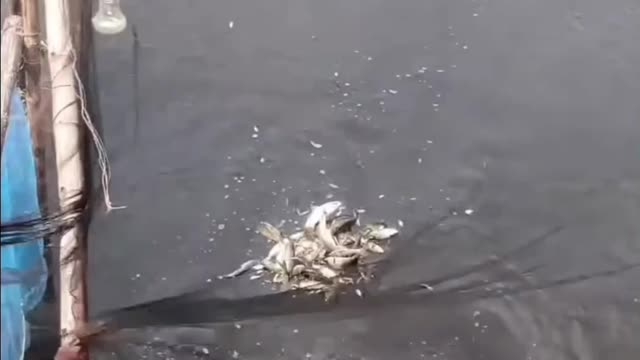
top-left (43, 0), bottom-right (89, 356)
top-left (1, 15), bottom-right (23, 156)
top-left (20, 0), bottom-right (53, 216)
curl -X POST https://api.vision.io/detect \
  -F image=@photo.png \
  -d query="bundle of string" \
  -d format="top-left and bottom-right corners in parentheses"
top-left (0, 193), bottom-right (86, 246)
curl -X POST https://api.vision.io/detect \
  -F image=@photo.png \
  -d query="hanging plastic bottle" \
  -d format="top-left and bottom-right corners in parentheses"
top-left (92, 0), bottom-right (127, 35)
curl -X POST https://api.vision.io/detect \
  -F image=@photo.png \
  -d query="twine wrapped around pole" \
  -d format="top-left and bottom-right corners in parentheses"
top-left (43, 0), bottom-right (90, 356)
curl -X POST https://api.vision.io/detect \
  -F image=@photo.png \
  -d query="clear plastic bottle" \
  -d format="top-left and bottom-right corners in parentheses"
top-left (92, 0), bottom-right (127, 35)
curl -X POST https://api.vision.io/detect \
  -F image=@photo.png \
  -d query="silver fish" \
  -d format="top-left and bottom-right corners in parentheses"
top-left (304, 201), bottom-right (343, 233)
top-left (325, 256), bottom-right (357, 269)
top-left (277, 238), bottom-right (294, 274)
top-left (330, 247), bottom-right (367, 257)
top-left (261, 258), bottom-right (281, 273)
top-left (289, 231), bottom-right (305, 241)
top-left (294, 280), bottom-right (326, 290)
top-left (258, 222), bottom-right (283, 242)
top-left (329, 211), bottom-right (358, 234)
top-left (336, 232), bottom-right (360, 247)
top-left (311, 264), bottom-right (339, 279)
top-left (265, 242), bottom-right (283, 262)
top-left (367, 227), bottom-right (399, 240)
top-left (316, 213), bottom-right (339, 250)
top-left (218, 259), bottom-right (262, 279)
top-left (291, 264), bottom-right (306, 276)
top-left (364, 242), bottom-right (385, 254)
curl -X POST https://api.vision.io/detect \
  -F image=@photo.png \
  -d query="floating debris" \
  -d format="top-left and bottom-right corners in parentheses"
top-left (218, 201), bottom-right (399, 300)
top-left (465, 208), bottom-right (475, 215)
top-left (310, 140), bottom-right (323, 149)
top-left (229, 21), bottom-right (234, 29)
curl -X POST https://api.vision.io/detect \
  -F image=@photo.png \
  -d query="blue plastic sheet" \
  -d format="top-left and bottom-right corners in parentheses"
top-left (1, 91), bottom-right (48, 360)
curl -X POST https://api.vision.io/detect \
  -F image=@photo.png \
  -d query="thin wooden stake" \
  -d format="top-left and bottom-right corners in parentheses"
top-left (43, 0), bottom-right (89, 355)
top-left (1, 15), bottom-right (23, 155)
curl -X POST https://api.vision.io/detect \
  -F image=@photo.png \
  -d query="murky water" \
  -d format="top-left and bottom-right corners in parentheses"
top-left (45, 0), bottom-right (640, 359)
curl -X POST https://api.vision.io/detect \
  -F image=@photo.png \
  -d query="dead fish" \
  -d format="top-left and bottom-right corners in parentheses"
top-left (336, 232), bottom-right (360, 247)
top-left (367, 227), bottom-right (399, 240)
top-left (329, 211), bottom-right (358, 234)
top-left (277, 238), bottom-right (294, 274)
top-left (311, 264), bottom-right (339, 279)
top-left (258, 222), bottom-right (283, 242)
top-left (303, 246), bottom-right (326, 263)
top-left (289, 231), bottom-right (305, 241)
top-left (291, 264), bottom-right (306, 276)
top-left (361, 222), bottom-right (386, 234)
top-left (265, 242), bottom-right (283, 262)
top-left (261, 258), bottom-right (281, 273)
top-left (295, 280), bottom-right (326, 290)
top-left (364, 242), bottom-right (385, 254)
top-left (329, 247), bottom-right (367, 257)
top-left (304, 201), bottom-right (343, 233)
top-left (293, 238), bottom-right (319, 254)
top-left (218, 259), bottom-right (262, 279)
top-left (325, 256), bottom-right (357, 269)
top-left (316, 213), bottom-right (339, 250)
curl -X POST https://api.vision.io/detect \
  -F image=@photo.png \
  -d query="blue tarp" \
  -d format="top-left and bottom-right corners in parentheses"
top-left (1, 91), bottom-right (48, 360)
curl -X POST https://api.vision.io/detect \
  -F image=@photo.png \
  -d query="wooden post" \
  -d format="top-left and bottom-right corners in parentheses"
top-left (1, 15), bottom-right (23, 156)
top-left (20, 0), bottom-right (53, 217)
top-left (43, 0), bottom-right (89, 356)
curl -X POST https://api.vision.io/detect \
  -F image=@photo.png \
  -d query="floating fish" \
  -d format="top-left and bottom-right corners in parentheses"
top-left (366, 227), bottom-right (399, 240)
top-left (304, 201), bottom-right (343, 233)
top-left (278, 238), bottom-right (294, 274)
top-left (220, 200), bottom-right (398, 301)
top-left (218, 259), bottom-right (262, 279)
top-left (325, 256), bottom-right (357, 269)
top-left (316, 213), bottom-right (339, 250)
top-left (329, 211), bottom-right (358, 234)
top-left (364, 242), bottom-right (385, 254)
top-left (258, 222), bottom-right (283, 242)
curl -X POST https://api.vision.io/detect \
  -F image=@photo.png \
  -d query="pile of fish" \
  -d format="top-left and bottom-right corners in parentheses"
top-left (218, 201), bottom-right (399, 300)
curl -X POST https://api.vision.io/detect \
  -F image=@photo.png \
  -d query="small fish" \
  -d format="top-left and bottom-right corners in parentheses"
top-left (325, 256), bottom-right (357, 269)
top-left (304, 201), bottom-right (343, 233)
top-left (265, 242), bottom-right (283, 262)
top-left (364, 242), bottom-right (385, 254)
top-left (361, 222), bottom-right (387, 233)
top-left (277, 238), bottom-right (294, 274)
top-left (291, 264), bottom-right (306, 276)
top-left (261, 258), bottom-right (281, 273)
top-left (218, 259), bottom-right (262, 279)
top-left (367, 227), bottom-right (399, 240)
top-left (312, 264), bottom-right (339, 279)
top-left (289, 231), bottom-right (305, 241)
top-left (329, 211), bottom-right (358, 234)
top-left (329, 247), bottom-right (366, 257)
top-left (258, 222), bottom-right (283, 242)
top-left (295, 280), bottom-right (326, 290)
top-left (316, 213), bottom-right (338, 250)
top-left (304, 246), bottom-right (326, 263)
top-left (293, 239), bottom-right (321, 260)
